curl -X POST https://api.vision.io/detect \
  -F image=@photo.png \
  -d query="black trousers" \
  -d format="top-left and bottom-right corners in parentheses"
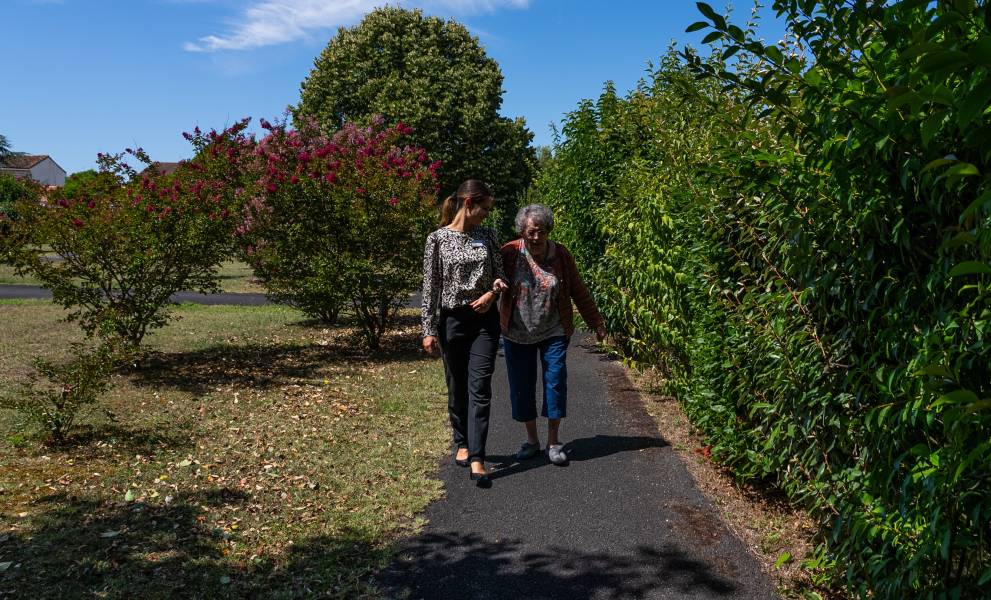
top-left (438, 305), bottom-right (501, 463)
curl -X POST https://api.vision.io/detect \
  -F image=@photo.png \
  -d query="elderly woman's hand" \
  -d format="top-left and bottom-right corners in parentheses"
top-left (492, 279), bottom-right (508, 294)
top-left (594, 325), bottom-right (607, 344)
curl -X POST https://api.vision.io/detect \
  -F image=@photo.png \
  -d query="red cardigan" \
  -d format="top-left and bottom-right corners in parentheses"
top-left (498, 238), bottom-right (604, 339)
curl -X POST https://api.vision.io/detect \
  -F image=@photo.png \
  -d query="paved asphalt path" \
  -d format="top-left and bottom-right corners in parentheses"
top-left (0, 284), bottom-right (426, 307)
top-left (377, 333), bottom-right (778, 600)
top-left (0, 283), bottom-right (271, 305)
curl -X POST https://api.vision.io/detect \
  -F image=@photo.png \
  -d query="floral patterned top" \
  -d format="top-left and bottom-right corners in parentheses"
top-left (503, 244), bottom-right (565, 344)
top-left (421, 226), bottom-right (506, 337)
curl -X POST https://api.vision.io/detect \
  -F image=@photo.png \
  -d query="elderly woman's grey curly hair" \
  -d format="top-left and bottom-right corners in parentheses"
top-left (514, 204), bottom-right (555, 235)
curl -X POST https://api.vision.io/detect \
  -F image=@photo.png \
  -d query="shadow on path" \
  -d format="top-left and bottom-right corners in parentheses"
top-left (488, 434), bottom-right (668, 480)
top-left (381, 531), bottom-right (737, 600)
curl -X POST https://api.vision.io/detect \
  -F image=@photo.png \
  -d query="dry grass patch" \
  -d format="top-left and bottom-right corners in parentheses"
top-left (0, 301), bottom-right (448, 599)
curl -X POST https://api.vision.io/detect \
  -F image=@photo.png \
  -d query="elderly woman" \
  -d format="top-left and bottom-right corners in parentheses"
top-left (499, 204), bottom-right (606, 465)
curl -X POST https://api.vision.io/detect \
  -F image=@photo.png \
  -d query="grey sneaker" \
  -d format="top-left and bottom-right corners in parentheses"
top-left (547, 444), bottom-right (568, 465)
top-left (516, 441), bottom-right (540, 461)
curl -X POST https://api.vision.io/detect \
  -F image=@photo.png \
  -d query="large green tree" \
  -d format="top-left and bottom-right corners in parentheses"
top-left (0, 134), bottom-right (20, 162)
top-left (62, 169), bottom-right (111, 200)
top-left (295, 6), bottom-right (536, 221)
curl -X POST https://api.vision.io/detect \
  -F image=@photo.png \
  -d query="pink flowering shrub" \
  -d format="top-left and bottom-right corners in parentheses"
top-left (6, 121), bottom-right (257, 346)
top-left (237, 117), bottom-right (438, 348)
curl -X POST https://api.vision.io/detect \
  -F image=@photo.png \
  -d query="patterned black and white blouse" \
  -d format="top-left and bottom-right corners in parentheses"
top-left (421, 226), bottom-right (506, 337)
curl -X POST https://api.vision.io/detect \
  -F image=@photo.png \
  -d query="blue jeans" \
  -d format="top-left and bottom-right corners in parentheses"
top-left (503, 336), bottom-right (569, 422)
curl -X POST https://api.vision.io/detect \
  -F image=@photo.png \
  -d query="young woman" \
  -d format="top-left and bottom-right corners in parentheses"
top-left (499, 204), bottom-right (606, 465)
top-left (421, 180), bottom-right (508, 487)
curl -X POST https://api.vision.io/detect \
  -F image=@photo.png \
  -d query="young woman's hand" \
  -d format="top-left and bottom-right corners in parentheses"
top-left (492, 279), bottom-right (508, 294)
top-left (470, 291), bottom-right (496, 313)
top-left (422, 335), bottom-right (441, 356)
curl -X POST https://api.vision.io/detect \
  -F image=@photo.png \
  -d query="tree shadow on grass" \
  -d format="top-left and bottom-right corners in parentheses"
top-left (129, 311), bottom-right (428, 398)
top-left (288, 308), bottom-right (421, 330)
top-left (60, 421), bottom-right (197, 457)
top-left (378, 531), bottom-right (740, 600)
top-left (0, 488), bottom-right (393, 599)
top-left (2, 418), bottom-right (197, 458)
top-left (0, 489), bottom-right (243, 599)
top-left (132, 343), bottom-right (344, 395)
top-left (130, 333), bottom-right (426, 396)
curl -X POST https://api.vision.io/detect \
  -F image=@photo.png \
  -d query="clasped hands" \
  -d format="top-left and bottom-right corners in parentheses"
top-left (422, 279), bottom-right (508, 357)
top-left (469, 278), bottom-right (508, 314)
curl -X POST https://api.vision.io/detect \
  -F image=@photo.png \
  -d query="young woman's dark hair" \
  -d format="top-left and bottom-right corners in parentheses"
top-left (440, 179), bottom-right (494, 226)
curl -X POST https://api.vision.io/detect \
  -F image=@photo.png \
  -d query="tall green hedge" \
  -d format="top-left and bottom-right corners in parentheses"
top-left (533, 2), bottom-right (991, 597)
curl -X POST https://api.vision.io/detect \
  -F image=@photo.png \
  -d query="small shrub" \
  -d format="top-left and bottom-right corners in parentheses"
top-left (0, 343), bottom-right (120, 445)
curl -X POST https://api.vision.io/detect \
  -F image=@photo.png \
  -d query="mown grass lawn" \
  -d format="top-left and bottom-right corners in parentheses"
top-left (0, 300), bottom-right (448, 599)
top-left (0, 260), bottom-right (265, 294)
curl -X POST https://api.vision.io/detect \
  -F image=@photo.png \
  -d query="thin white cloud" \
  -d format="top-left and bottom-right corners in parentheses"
top-left (183, 0), bottom-right (530, 52)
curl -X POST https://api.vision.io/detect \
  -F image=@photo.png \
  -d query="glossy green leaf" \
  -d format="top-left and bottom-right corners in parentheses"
top-left (900, 42), bottom-right (942, 61)
top-left (921, 112), bottom-right (945, 145)
top-left (968, 36), bottom-right (991, 66)
top-left (913, 364), bottom-right (953, 378)
top-left (803, 67), bottom-right (822, 86)
top-left (920, 157), bottom-right (957, 174)
top-left (919, 50), bottom-right (970, 73)
top-left (945, 162), bottom-right (980, 178)
top-left (702, 31), bottom-right (723, 44)
top-left (774, 552), bottom-right (793, 568)
top-left (696, 2), bottom-right (718, 22)
top-left (948, 261), bottom-right (991, 276)
top-left (932, 390), bottom-right (980, 407)
top-left (957, 79), bottom-right (991, 129)
top-left (960, 189), bottom-right (991, 222)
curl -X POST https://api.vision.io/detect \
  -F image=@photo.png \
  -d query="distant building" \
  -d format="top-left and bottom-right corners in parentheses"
top-left (149, 161), bottom-right (181, 175)
top-left (0, 155), bottom-right (67, 186)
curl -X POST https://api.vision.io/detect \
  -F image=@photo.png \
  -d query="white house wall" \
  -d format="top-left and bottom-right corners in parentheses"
top-left (29, 158), bottom-right (66, 186)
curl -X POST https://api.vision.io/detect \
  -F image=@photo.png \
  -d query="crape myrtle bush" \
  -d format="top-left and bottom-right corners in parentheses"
top-left (236, 117), bottom-right (438, 349)
top-left (534, 1), bottom-right (991, 597)
top-left (5, 122), bottom-right (255, 346)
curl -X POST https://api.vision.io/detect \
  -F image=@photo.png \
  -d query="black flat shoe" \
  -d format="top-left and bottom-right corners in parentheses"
top-left (468, 470), bottom-right (491, 488)
top-left (454, 457), bottom-right (469, 467)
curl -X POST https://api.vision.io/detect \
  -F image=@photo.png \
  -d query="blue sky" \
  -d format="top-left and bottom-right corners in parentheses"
top-left (2, 0), bottom-right (785, 175)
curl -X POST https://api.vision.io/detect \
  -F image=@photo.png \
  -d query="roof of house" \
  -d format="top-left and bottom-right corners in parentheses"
top-left (150, 161), bottom-right (181, 175)
top-left (0, 154), bottom-right (50, 170)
